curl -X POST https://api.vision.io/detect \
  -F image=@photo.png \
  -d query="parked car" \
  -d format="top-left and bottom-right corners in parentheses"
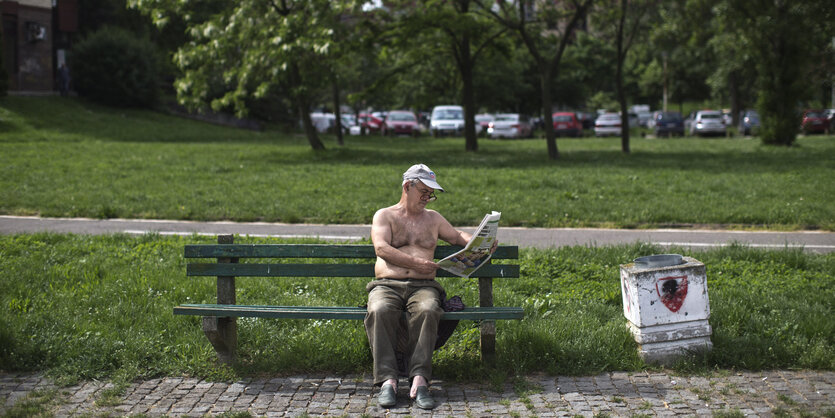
top-left (552, 112), bottom-right (583, 137)
top-left (475, 113), bottom-right (494, 136)
top-left (358, 113), bottom-right (383, 134)
top-left (430, 105), bottom-right (465, 137)
top-left (800, 110), bottom-right (828, 135)
top-left (637, 111), bottom-right (653, 128)
top-left (594, 113), bottom-right (622, 137)
top-left (652, 111), bottom-right (684, 137)
top-left (738, 109), bottom-right (760, 136)
top-left (627, 112), bottom-right (639, 128)
top-left (576, 111), bottom-right (596, 130)
top-left (487, 113), bottom-right (533, 139)
top-left (683, 111), bottom-right (697, 134)
top-left (382, 110), bottom-right (419, 136)
top-left (689, 110), bottom-right (726, 137)
top-left (308, 112), bottom-right (335, 133)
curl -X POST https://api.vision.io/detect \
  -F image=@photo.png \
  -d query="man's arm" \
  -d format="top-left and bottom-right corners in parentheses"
top-left (437, 213), bottom-right (471, 247)
top-left (371, 209), bottom-right (438, 274)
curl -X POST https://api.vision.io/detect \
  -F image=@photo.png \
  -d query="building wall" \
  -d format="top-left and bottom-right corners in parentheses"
top-left (1, 0), bottom-right (54, 91)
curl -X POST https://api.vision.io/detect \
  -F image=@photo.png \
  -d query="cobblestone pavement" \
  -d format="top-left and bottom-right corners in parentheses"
top-left (2, 370), bottom-right (833, 417)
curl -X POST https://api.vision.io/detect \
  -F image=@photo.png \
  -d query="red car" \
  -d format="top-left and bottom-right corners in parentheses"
top-left (382, 110), bottom-right (419, 136)
top-left (800, 110), bottom-right (828, 134)
top-left (552, 112), bottom-right (583, 137)
top-left (358, 113), bottom-right (383, 134)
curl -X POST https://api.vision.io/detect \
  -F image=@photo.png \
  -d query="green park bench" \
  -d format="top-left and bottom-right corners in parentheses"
top-left (174, 234), bottom-right (524, 365)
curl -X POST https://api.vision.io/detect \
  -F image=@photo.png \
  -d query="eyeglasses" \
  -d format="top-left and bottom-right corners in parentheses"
top-left (414, 186), bottom-right (437, 202)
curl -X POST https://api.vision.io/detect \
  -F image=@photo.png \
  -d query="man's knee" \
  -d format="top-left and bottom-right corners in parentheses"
top-left (367, 301), bottom-right (401, 321)
top-left (412, 299), bottom-right (442, 319)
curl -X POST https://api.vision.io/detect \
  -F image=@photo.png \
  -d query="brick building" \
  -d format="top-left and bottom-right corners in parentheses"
top-left (1, 0), bottom-right (76, 93)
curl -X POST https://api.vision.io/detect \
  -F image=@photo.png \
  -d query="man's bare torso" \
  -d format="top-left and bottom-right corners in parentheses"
top-left (374, 206), bottom-right (440, 279)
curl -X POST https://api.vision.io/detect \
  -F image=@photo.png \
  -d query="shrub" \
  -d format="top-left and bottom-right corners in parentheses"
top-left (69, 27), bottom-right (161, 107)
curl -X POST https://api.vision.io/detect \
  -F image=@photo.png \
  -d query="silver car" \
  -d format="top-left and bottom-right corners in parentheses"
top-left (690, 110), bottom-right (726, 137)
top-left (594, 113), bottom-right (622, 137)
top-left (487, 113), bottom-right (533, 139)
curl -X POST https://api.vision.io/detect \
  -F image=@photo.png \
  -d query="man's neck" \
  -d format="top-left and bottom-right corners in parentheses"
top-left (397, 196), bottom-right (425, 216)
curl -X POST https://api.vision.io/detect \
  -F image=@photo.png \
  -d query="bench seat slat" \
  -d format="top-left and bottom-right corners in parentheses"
top-left (174, 304), bottom-right (524, 320)
top-left (187, 263), bottom-right (519, 278)
top-left (184, 244), bottom-right (518, 260)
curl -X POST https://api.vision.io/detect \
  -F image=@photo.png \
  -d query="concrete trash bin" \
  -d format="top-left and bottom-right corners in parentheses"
top-left (620, 254), bottom-right (712, 364)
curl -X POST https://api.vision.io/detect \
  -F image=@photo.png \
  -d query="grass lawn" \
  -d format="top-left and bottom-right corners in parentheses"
top-left (1, 96), bottom-right (833, 230)
top-left (1, 233), bottom-right (832, 385)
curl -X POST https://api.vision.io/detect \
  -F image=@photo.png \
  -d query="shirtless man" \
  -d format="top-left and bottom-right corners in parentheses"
top-left (365, 163), bottom-right (472, 410)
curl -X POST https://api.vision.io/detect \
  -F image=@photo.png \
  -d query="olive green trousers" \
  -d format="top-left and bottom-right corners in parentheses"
top-left (364, 279), bottom-right (444, 386)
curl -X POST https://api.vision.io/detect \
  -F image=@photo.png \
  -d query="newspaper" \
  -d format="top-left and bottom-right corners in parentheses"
top-left (437, 211), bottom-right (501, 278)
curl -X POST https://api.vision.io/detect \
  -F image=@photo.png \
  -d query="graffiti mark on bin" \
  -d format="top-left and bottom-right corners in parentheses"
top-left (656, 275), bottom-right (688, 312)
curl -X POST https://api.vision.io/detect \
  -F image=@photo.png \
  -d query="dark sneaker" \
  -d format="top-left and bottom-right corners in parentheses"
top-left (378, 383), bottom-right (396, 408)
top-left (413, 386), bottom-right (435, 410)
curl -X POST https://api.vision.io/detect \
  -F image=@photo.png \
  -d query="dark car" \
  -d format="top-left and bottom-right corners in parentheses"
top-left (738, 109), bottom-right (760, 136)
top-left (652, 111), bottom-right (684, 137)
top-left (801, 110), bottom-right (828, 135)
top-left (382, 110), bottom-right (419, 136)
top-left (552, 112), bottom-right (583, 137)
top-left (576, 111), bottom-right (596, 130)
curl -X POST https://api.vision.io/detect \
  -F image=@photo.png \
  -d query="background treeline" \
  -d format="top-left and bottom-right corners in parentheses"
top-left (66, 0), bottom-right (832, 148)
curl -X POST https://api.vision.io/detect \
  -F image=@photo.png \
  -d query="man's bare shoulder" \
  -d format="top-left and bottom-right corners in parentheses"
top-left (424, 209), bottom-right (448, 223)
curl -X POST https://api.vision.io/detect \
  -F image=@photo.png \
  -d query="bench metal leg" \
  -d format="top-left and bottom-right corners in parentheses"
top-left (203, 316), bottom-right (237, 364)
top-left (480, 320), bottom-right (496, 366)
top-left (479, 277), bottom-right (496, 366)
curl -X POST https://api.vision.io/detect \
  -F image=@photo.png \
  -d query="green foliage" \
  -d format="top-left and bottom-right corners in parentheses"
top-left (70, 26), bottom-right (161, 108)
top-left (1, 234), bottom-right (832, 383)
top-left (716, 0), bottom-right (834, 146)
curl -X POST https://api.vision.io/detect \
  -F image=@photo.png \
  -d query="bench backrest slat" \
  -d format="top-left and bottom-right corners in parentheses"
top-left (184, 244), bottom-right (518, 260)
top-left (187, 263), bottom-right (519, 278)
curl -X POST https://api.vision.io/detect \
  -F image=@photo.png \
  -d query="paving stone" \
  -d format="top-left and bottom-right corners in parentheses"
top-left (1, 370), bottom-right (833, 417)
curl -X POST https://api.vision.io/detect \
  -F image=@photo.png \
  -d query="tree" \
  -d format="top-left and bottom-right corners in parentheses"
top-left (592, 0), bottom-right (653, 153)
top-left (716, 0), bottom-right (833, 146)
top-left (479, 0), bottom-right (594, 160)
top-left (395, 0), bottom-right (507, 151)
top-left (131, 0), bottom-right (356, 151)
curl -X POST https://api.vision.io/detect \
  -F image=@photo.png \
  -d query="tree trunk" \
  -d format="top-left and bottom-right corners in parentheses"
top-left (728, 70), bottom-right (740, 131)
top-left (461, 35), bottom-right (478, 152)
top-left (617, 0), bottom-right (630, 154)
top-left (461, 55), bottom-right (478, 151)
top-left (290, 62), bottom-right (325, 150)
top-left (298, 99), bottom-right (325, 151)
top-left (541, 68), bottom-right (558, 160)
top-left (332, 73), bottom-right (344, 146)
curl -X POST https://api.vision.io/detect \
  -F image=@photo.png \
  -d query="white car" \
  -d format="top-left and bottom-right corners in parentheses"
top-left (690, 110), bottom-right (726, 137)
top-left (594, 113), bottom-right (622, 137)
top-left (487, 113), bottom-right (533, 139)
top-left (430, 105), bottom-right (465, 137)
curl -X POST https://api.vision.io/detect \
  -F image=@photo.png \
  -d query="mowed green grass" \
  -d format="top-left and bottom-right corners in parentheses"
top-left (0, 234), bottom-right (832, 384)
top-left (1, 96), bottom-right (833, 230)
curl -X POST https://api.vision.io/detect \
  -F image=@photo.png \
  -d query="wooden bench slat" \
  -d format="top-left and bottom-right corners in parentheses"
top-left (187, 263), bottom-right (520, 278)
top-left (184, 244), bottom-right (518, 259)
top-left (174, 304), bottom-right (525, 320)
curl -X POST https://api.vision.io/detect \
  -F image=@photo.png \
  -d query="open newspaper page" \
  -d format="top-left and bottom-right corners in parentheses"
top-left (437, 211), bottom-right (501, 278)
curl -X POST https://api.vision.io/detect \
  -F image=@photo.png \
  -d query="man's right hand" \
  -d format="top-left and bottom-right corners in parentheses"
top-left (414, 259), bottom-right (439, 275)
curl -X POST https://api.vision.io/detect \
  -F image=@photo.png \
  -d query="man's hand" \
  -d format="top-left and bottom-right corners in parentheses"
top-left (414, 259), bottom-right (439, 275)
top-left (490, 240), bottom-right (499, 254)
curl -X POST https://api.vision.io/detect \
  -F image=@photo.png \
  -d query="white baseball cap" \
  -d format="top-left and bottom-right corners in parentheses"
top-left (403, 163), bottom-right (445, 192)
